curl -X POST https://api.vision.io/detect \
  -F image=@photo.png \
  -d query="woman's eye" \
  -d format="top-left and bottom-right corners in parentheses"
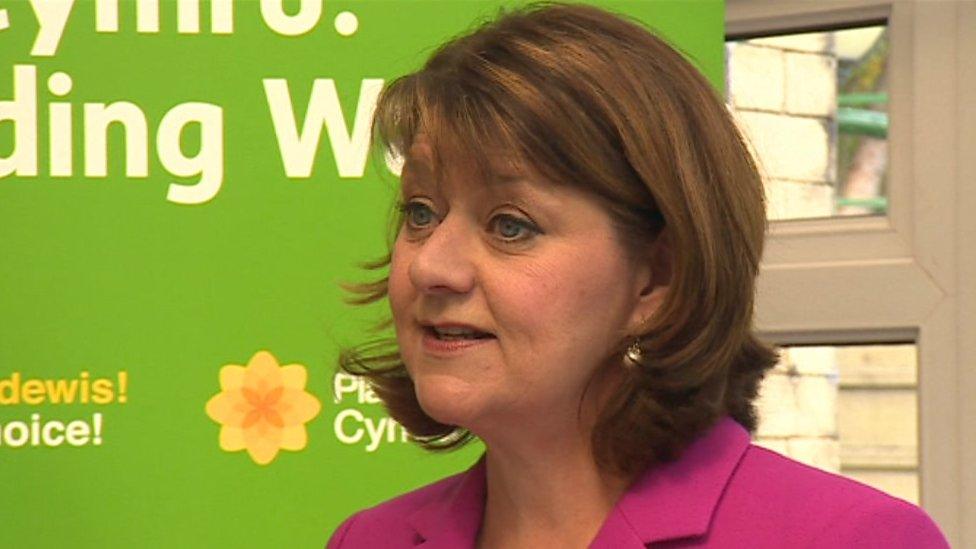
top-left (399, 201), bottom-right (437, 229)
top-left (490, 214), bottom-right (540, 242)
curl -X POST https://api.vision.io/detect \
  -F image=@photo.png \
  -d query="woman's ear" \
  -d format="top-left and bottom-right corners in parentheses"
top-left (629, 227), bottom-right (673, 335)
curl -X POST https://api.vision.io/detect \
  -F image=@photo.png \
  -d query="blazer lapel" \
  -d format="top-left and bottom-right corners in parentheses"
top-left (590, 417), bottom-right (750, 547)
top-left (405, 417), bottom-right (749, 548)
top-left (407, 456), bottom-right (487, 548)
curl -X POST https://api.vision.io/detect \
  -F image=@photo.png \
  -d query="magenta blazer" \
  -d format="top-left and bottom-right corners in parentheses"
top-left (327, 417), bottom-right (949, 548)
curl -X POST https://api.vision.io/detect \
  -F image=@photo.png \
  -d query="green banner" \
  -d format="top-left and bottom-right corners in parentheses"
top-left (0, 1), bottom-right (722, 547)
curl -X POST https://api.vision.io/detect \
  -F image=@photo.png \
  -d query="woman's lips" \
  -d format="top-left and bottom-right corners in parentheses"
top-left (421, 327), bottom-right (496, 355)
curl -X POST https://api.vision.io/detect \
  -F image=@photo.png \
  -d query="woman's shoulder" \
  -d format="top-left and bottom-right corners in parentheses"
top-left (717, 443), bottom-right (949, 547)
top-left (735, 443), bottom-right (916, 507)
top-left (326, 467), bottom-right (473, 549)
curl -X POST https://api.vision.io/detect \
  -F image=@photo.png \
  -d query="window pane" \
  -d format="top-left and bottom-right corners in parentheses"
top-left (754, 343), bottom-right (919, 504)
top-left (726, 25), bottom-right (890, 221)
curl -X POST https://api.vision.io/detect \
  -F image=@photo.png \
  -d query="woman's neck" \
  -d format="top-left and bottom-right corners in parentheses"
top-left (476, 431), bottom-right (631, 549)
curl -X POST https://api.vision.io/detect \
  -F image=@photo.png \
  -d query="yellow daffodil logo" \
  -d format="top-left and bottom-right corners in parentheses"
top-left (205, 350), bottom-right (321, 465)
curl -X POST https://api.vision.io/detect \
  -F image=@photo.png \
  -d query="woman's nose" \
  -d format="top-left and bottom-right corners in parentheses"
top-left (407, 214), bottom-right (477, 295)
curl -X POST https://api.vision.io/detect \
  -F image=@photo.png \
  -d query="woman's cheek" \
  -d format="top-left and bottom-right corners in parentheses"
top-left (387, 253), bottom-right (414, 328)
top-left (516, 257), bottom-right (588, 312)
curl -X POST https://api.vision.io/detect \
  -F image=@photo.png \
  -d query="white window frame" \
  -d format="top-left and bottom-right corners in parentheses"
top-left (726, 1), bottom-right (975, 546)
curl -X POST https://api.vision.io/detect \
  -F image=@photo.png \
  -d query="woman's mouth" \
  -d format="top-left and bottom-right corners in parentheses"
top-left (426, 326), bottom-right (494, 340)
top-left (421, 325), bottom-right (496, 354)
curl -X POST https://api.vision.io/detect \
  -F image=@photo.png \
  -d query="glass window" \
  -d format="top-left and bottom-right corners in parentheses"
top-left (726, 25), bottom-right (889, 221)
top-left (754, 343), bottom-right (919, 504)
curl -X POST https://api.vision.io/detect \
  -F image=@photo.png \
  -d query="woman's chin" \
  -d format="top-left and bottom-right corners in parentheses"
top-left (413, 379), bottom-right (486, 429)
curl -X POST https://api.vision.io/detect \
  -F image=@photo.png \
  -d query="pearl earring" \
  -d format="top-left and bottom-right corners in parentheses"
top-left (625, 337), bottom-right (643, 365)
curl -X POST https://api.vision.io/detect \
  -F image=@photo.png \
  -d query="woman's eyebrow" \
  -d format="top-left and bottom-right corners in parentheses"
top-left (490, 174), bottom-right (522, 185)
top-left (400, 159), bottom-right (436, 188)
top-left (488, 169), bottom-right (542, 188)
top-left (400, 174), bottom-right (438, 196)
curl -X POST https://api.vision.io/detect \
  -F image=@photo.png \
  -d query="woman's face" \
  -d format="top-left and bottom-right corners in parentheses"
top-left (388, 140), bottom-right (655, 439)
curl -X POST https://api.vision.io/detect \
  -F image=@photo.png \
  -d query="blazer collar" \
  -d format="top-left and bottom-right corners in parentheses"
top-left (407, 417), bottom-right (750, 547)
top-left (593, 416), bottom-right (750, 546)
top-left (407, 454), bottom-right (488, 548)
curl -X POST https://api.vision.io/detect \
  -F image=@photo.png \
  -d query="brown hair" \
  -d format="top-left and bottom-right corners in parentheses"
top-left (339, 1), bottom-right (779, 477)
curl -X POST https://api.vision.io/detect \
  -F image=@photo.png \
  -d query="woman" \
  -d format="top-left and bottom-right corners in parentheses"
top-left (329, 3), bottom-right (949, 548)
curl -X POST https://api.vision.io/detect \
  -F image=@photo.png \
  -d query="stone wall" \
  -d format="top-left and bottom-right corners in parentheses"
top-left (727, 33), bottom-right (837, 220)
top-left (752, 344), bottom-right (919, 504)
top-left (836, 344), bottom-right (919, 503)
top-left (754, 347), bottom-right (841, 472)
